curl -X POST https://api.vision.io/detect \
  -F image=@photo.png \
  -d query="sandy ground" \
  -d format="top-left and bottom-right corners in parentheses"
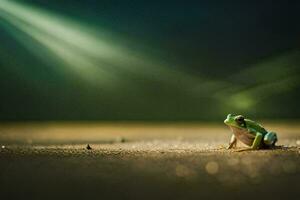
top-left (0, 122), bottom-right (300, 200)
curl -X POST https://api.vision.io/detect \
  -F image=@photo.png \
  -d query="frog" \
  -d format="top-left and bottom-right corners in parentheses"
top-left (224, 114), bottom-right (278, 151)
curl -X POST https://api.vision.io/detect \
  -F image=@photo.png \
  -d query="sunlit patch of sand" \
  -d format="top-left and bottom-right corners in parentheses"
top-left (0, 122), bottom-right (299, 146)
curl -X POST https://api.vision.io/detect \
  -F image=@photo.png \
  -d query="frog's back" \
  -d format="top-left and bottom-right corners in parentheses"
top-left (245, 119), bottom-right (268, 135)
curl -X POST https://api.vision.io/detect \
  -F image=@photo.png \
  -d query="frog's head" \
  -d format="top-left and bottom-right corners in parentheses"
top-left (224, 114), bottom-right (246, 129)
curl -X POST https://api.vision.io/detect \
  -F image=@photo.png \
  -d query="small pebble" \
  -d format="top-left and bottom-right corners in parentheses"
top-left (115, 137), bottom-right (126, 143)
top-left (120, 138), bottom-right (126, 143)
top-left (86, 144), bottom-right (92, 150)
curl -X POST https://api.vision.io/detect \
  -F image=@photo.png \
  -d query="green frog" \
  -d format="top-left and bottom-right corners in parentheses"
top-left (224, 114), bottom-right (278, 151)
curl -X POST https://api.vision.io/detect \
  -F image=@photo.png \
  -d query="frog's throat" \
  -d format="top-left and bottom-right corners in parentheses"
top-left (226, 124), bottom-right (246, 130)
top-left (229, 126), bottom-right (254, 146)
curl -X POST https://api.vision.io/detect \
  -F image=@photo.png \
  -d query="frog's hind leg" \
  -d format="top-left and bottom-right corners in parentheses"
top-left (263, 132), bottom-right (278, 148)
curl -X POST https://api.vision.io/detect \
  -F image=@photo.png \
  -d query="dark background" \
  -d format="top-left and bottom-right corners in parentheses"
top-left (0, 0), bottom-right (300, 121)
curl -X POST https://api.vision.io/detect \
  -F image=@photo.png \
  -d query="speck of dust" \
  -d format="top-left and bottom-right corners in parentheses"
top-left (1, 145), bottom-right (5, 149)
top-left (205, 161), bottom-right (219, 175)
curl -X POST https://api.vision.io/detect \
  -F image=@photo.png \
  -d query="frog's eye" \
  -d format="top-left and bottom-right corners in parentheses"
top-left (235, 115), bottom-right (245, 124)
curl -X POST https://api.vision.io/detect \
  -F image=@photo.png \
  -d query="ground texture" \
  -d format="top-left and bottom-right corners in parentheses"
top-left (0, 122), bottom-right (299, 200)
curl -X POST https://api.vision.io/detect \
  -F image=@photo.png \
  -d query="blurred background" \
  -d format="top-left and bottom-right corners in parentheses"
top-left (1, 3), bottom-right (300, 199)
top-left (0, 0), bottom-right (300, 121)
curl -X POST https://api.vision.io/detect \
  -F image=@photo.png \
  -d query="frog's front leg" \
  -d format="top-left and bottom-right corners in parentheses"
top-left (235, 132), bottom-right (263, 152)
top-left (227, 134), bottom-right (237, 149)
